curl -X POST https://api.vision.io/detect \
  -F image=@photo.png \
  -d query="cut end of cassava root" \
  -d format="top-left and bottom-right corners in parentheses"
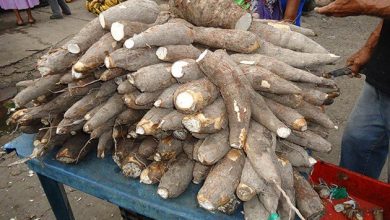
top-left (156, 47), bottom-right (168, 60)
top-left (175, 92), bottom-right (195, 110)
top-left (182, 118), bottom-right (201, 133)
top-left (293, 118), bottom-right (308, 132)
top-left (276, 127), bottom-right (291, 138)
top-left (98, 13), bottom-right (106, 29)
top-left (136, 126), bottom-right (145, 135)
top-left (104, 56), bottom-right (114, 68)
top-left (171, 60), bottom-right (188, 78)
top-left (111, 22), bottom-right (125, 41)
top-left (140, 170), bottom-right (152, 184)
top-left (124, 39), bottom-right (135, 49)
top-left (154, 100), bottom-right (162, 107)
top-left (196, 50), bottom-right (208, 63)
top-left (67, 43), bottom-right (81, 54)
top-left (122, 163), bottom-right (142, 178)
top-left (234, 13), bottom-right (252, 30)
top-left (71, 68), bottom-right (83, 79)
top-left (73, 62), bottom-right (86, 73)
top-left (157, 188), bottom-right (169, 199)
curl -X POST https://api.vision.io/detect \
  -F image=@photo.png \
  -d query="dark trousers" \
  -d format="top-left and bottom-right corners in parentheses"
top-left (47, 0), bottom-right (71, 16)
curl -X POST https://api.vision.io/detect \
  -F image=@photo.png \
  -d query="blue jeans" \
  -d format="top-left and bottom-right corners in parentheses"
top-left (340, 82), bottom-right (390, 179)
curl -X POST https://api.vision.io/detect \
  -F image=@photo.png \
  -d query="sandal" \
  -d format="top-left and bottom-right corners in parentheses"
top-left (16, 20), bottom-right (25, 26)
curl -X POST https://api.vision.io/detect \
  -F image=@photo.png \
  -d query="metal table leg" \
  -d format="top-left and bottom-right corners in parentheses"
top-left (37, 173), bottom-right (75, 220)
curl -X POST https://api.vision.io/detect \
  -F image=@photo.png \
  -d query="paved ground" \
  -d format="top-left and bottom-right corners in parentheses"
top-left (0, 1), bottom-right (388, 219)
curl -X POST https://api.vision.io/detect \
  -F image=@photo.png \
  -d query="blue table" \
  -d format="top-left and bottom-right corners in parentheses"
top-left (4, 134), bottom-right (244, 220)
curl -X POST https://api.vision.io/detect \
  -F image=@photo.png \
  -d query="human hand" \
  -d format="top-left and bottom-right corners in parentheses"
top-left (346, 46), bottom-right (372, 77)
top-left (314, 0), bottom-right (367, 17)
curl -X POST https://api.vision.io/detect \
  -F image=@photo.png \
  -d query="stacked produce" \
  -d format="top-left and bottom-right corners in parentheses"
top-left (85, 0), bottom-right (123, 15)
top-left (9, 0), bottom-right (341, 219)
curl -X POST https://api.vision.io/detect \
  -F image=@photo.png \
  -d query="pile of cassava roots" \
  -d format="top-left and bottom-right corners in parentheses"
top-left (8, 0), bottom-right (341, 219)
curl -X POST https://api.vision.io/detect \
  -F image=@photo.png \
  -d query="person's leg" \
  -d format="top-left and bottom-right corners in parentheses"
top-left (340, 82), bottom-right (389, 179)
top-left (26, 8), bottom-right (36, 23)
top-left (47, 0), bottom-right (63, 19)
top-left (380, 89), bottom-right (390, 182)
top-left (13, 9), bottom-right (24, 25)
top-left (57, 0), bottom-right (71, 15)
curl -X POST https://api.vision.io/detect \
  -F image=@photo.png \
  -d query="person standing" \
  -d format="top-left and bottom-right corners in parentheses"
top-left (253, 0), bottom-right (306, 26)
top-left (47, 0), bottom-right (71, 19)
top-left (316, 0), bottom-right (390, 180)
top-left (0, 0), bottom-right (38, 25)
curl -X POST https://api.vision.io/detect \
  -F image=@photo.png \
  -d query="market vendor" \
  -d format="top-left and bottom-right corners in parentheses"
top-left (316, 0), bottom-right (390, 180)
top-left (252, 0), bottom-right (306, 26)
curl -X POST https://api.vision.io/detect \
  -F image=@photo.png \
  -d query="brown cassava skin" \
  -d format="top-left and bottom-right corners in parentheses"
top-left (19, 124), bottom-right (41, 134)
top-left (256, 39), bottom-right (339, 68)
top-left (244, 197), bottom-right (270, 220)
top-left (197, 50), bottom-right (251, 149)
top-left (110, 20), bottom-right (150, 42)
top-left (40, 116), bottom-right (63, 144)
top-left (240, 65), bottom-right (302, 95)
top-left (192, 139), bottom-right (203, 162)
top-left (293, 171), bottom-right (325, 219)
top-left (261, 93), bottom-right (304, 109)
top-left (307, 123), bottom-right (329, 139)
top-left (125, 23), bottom-right (194, 49)
top-left (16, 83), bottom-right (97, 124)
top-left (157, 154), bottom-right (194, 199)
top-left (254, 19), bottom-right (316, 37)
top-left (67, 18), bottom-right (106, 54)
top-left (112, 124), bottom-right (130, 140)
top-left (84, 103), bottom-right (105, 121)
top-left (73, 33), bottom-right (122, 73)
top-left (182, 98), bottom-right (227, 134)
top-left (135, 90), bottom-right (163, 106)
top-left (236, 158), bottom-right (266, 202)
top-left (276, 140), bottom-right (312, 167)
top-left (117, 80), bottom-right (137, 94)
top-left (15, 79), bottom-right (36, 88)
top-left (193, 27), bottom-right (259, 53)
top-left (97, 78), bottom-right (122, 99)
top-left (302, 89), bottom-right (333, 106)
top-left (112, 138), bottom-right (139, 168)
top-left (197, 129), bottom-right (230, 166)
top-left (251, 92), bottom-right (291, 138)
top-left (13, 74), bottom-right (62, 108)
top-left (182, 137), bottom-right (196, 159)
top-left (128, 63), bottom-right (175, 92)
top-left (98, 0), bottom-right (159, 29)
top-left (121, 147), bottom-right (151, 178)
top-left (192, 162), bottom-right (210, 184)
top-left (137, 137), bottom-right (158, 159)
top-left (169, 0), bottom-right (251, 30)
top-left (122, 91), bottom-right (154, 110)
top-left (100, 68), bottom-right (126, 81)
top-left (136, 107), bottom-right (172, 135)
top-left (276, 158), bottom-right (296, 220)
top-left (154, 84), bottom-right (179, 108)
top-left (56, 117), bottom-right (85, 135)
top-left (296, 101), bottom-right (336, 129)
top-left (249, 20), bottom-right (328, 54)
top-left (173, 78), bottom-right (219, 114)
top-left (264, 98), bottom-right (307, 131)
top-left (115, 109), bottom-right (145, 125)
top-left (191, 132), bottom-right (209, 140)
top-left (173, 129), bottom-right (189, 141)
top-left (55, 134), bottom-right (95, 164)
top-left (59, 73), bottom-right (73, 85)
top-left (83, 94), bottom-right (126, 132)
top-left (245, 122), bottom-right (281, 187)
top-left (90, 117), bottom-right (115, 138)
top-left (230, 53), bottom-right (336, 87)
top-left (32, 133), bottom-right (70, 159)
top-left (159, 110), bottom-right (185, 131)
top-left (197, 149), bottom-right (245, 213)
top-left (156, 45), bottom-right (201, 62)
top-left (64, 90), bottom-right (105, 119)
top-left (97, 130), bottom-right (113, 159)
top-left (154, 136), bottom-right (183, 161)
top-left (286, 130), bottom-right (332, 153)
top-left (171, 59), bottom-right (204, 83)
top-left (37, 47), bottom-right (78, 76)
top-left (105, 48), bottom-right (160, 71)
top-left (140, 161), bottom-right (169, 184)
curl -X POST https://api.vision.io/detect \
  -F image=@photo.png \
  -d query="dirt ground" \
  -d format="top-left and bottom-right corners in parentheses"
top-left (0, 2), bottom-right (388, 220)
